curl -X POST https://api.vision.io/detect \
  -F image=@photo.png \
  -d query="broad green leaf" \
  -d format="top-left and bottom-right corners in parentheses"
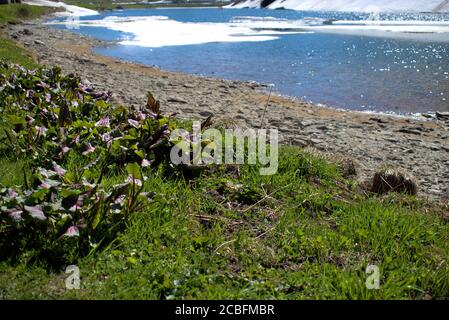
top-left (126, 162), bottom-right (141, 179)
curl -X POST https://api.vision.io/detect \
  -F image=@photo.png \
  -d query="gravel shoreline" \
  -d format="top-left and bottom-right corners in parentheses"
top-left (3, 20), bottom-right (449, 200)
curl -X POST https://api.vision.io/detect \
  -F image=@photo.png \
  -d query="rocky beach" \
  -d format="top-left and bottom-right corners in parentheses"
top-left (3, 20), bottom-right (449, 200)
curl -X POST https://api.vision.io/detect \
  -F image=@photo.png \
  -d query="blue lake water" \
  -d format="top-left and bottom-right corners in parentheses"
top-left (49, 8), bottom-right (449, 114)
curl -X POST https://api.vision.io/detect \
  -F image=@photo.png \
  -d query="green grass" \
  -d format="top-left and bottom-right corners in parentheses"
top-left (0, 4), bottom-right (59, 24)
top-left (0, 37), bottom-right (37, 68)
top-left (0, 4), bottom-right (60, 68)
top-left (65, 0), bottom-right (231, 11)
top-left (1, 144), bottom-right (448, 299)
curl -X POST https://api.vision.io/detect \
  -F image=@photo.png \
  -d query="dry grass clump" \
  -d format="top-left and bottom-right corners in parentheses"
top-left (212, 117), bottom-right (248, 130)
top-left (371, 167), bottom-right (418, 196)
top-left (333, 156), bottom-right (358, 178)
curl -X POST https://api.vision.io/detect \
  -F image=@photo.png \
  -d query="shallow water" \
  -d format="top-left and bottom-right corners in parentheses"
top-left (49, 8), bottom-right (449, 114)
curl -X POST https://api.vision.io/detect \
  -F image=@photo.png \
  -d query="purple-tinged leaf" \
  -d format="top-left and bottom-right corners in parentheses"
top-left (39, 179), bottom-right (61, 189)
top-left (24, 205), bottom-right (46, 220)
top-left (95, 116), bottom-right (110, 127)
top-left (136, 112), bottom-right (147, 121)
top-left (114, 194), bottom-right (126, 205)
top-left (38, 167), bottom-right (55, 178)
top-left (6, 209), bottom-right (23, 221)
top-left (126, 175), bottom-right (142, 187)
top-left (128, 119), bottom-right (140, 128)
top-left (39, 181), bottom-right (51, 189)
top-left (61, 145), bottom-right (70, 154)
top-left (101, 132), bottom-right (112, 147)
top-left (7, 188), bottom-right (18, 199)
top-left (82, 142), bottom-right (96, 155)
top-left (68, 195), bottom-right (85, 212)
top-left (35, 126), bottom-right (47, 136)
top-left (63, 226), bottom-right (79, 237)
top-left (25, 115), bottom-right (35, 125)
top-left (53, 163), bottom-right (67, 176)
top-left (141, 159), bottom-right (151, 167)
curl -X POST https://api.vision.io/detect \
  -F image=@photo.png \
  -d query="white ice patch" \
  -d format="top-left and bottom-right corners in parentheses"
top-left (228, 16), bottom-right (449, 41)
top-left (48, 14), bottom-right (449, 47)
top-left (302, 20), bottom-right (449, 42)
top-left (314, 19), bottom-right (449, 32)
top-left (48, 15), bottom-right (312, 47)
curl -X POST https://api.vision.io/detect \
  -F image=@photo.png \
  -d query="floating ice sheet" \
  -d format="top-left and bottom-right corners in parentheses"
top-left (48, 14), bottom-right (449, 48)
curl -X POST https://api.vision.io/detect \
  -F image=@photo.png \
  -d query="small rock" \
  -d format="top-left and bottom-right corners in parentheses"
top-left (300, 120), bottom-right (315, 127)
top-left (199, 111), bottom-right (212, 117)
top-left (436, 111), bottom-right (449, 121)
top-left (168, 96), bottom-right (188, 104)
top-left (398, 127), bottom-right (422, 135)
top-left (427, 144), bottom-right (440, 151)
top-left (369, 117), bottom-right (389, 124)
top-left (316, 125), bottom-right (329, 131)
top-left (34, 39), bottom-right (45, 45)
top-left (349, 124), bottom-right (364, 129)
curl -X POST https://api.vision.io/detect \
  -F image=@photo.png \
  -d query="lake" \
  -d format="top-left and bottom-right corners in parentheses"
top-left (49, 8), bottom-right (449, 114)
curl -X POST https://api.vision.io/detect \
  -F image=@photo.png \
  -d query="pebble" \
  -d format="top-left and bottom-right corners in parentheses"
top-left (300, 120), bottom-right (315, 127)
top-left (167, 96), bottom-right (188, 104)
top-left (398, 127), bottom-right (422, 135)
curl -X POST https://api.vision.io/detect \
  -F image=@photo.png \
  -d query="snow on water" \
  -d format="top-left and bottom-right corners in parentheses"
top-left (48, 14), bottom-right (449, 48)
top-left (47, 15), bottom-right (314, 47)
top-left (308, 19), bottom-right (449, 42)
top-left (228, 0), bottom-right (449, 13)
top-left (24, 0), bottom-right (98, 17)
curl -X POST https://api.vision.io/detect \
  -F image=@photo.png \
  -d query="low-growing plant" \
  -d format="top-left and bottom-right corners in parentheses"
top-left (0, 62), bottom-right (177, 268)
top-left (0, 62), bottom-right (174, 170)
top-left (0, 163), bottom-right (152, 269)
